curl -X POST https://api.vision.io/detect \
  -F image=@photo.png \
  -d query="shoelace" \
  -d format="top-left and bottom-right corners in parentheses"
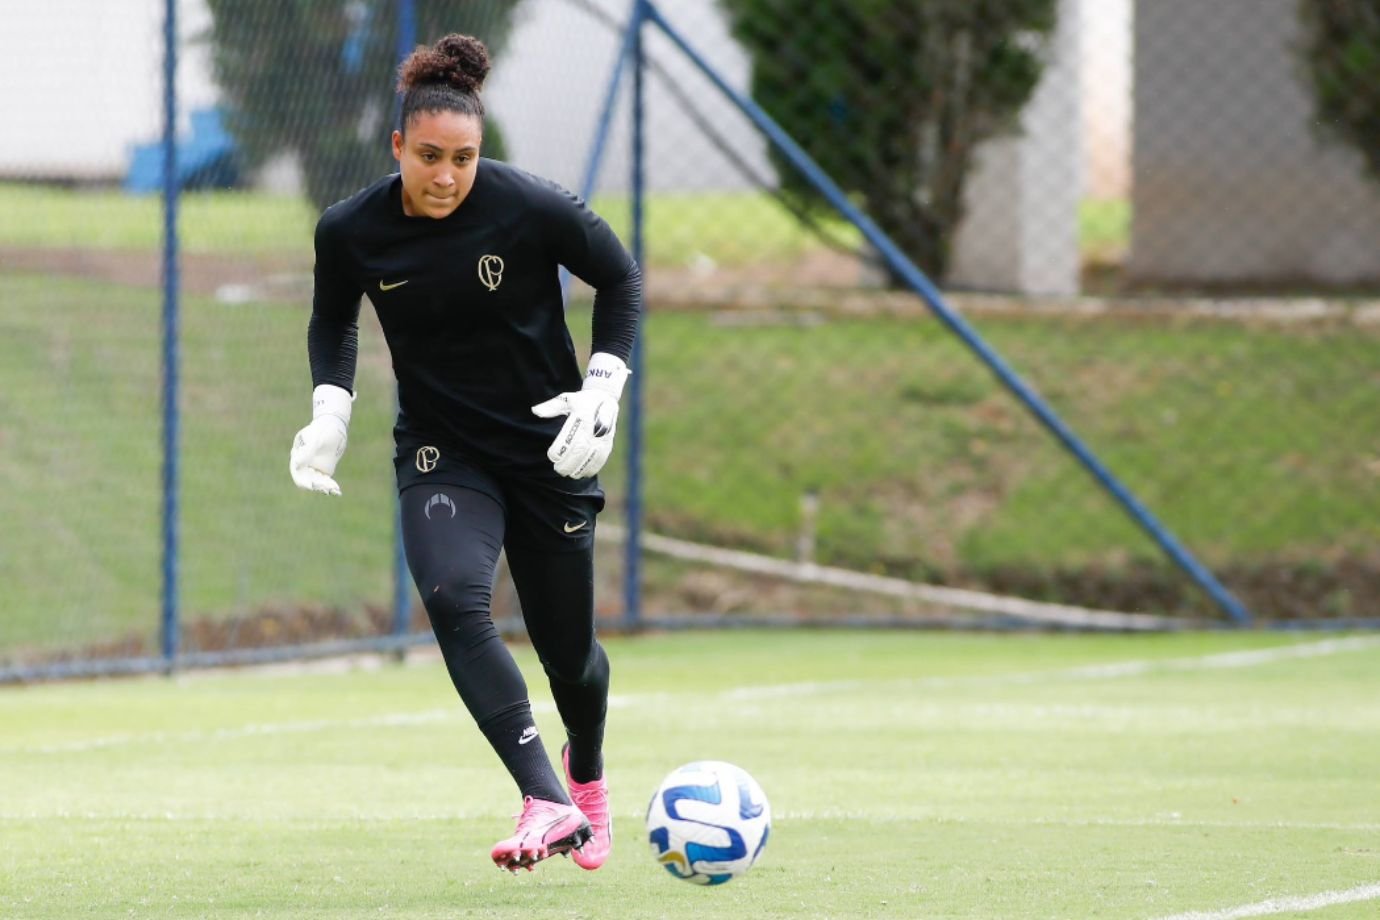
top-left (569, 783), bottom-right (607, 823)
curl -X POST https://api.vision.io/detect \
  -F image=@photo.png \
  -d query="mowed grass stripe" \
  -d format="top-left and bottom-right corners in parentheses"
top-left (3, 815), bottom-right (1377, 919)
top-left (4, 632), bottom-right (1374, 756)
top-left (3, 631), bottom-right (1379, 919)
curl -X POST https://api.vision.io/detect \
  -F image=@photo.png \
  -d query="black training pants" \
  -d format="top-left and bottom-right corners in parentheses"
top-left (398, 482), bottom-right (609, 766)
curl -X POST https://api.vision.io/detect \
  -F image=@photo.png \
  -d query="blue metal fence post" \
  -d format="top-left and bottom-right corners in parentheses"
top-left (391, 0), bottom-right (418, 652)
top-left (639, 1), bottom-right (1254, 626)
top-left (562, 0), bottom-right (639, 302)
top-left (623, 0), bottom-right (648, 630)
top-left (159, 0), bottom-right (181, 671)
top-left (581, 5), bottom-right (637, 204)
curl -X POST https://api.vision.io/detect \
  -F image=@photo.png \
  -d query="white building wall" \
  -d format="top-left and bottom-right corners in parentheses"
top-left (947, 0), bottom-right (1083, 296)
top-left (35, 1), bottom-right (1378, 294)
top-left (0, 0), bottom-right (768, 193)
top-left (1129, 0), bottom-right (1380, 285)
top-left (0, 0), bottom-right (218, 181)
top-left (0, 0), bottom-right (1085, 294)
top-left (487, 0), bottom-right (770, 195)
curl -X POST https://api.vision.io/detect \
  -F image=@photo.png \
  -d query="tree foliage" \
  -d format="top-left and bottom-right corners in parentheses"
top-left (719, 0), bottom-right (1057, 282)
top-left (1297, 0), bottom-right (1380, 184)
top-left (204, 0), bottom-right (525, 213)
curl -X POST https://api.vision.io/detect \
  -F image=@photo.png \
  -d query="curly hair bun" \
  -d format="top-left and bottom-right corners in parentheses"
top-left (397, 33), bottom-right (491, 95)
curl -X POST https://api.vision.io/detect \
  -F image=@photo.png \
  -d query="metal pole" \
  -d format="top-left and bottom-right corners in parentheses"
top-left (581, 3), bottom-right (638, 203)
top-left (396, 0), bottom-right (417, 64)
top-left (624, 0), bottom-right (648, 629)
top-left (391, 0), bottom-right (418, 649)
top-left (640, 1), bottom-right (1254, 626)
top-left (561, 0), bottom-right (639, 301)
top-left (159, 0), bottom-right (181, 670)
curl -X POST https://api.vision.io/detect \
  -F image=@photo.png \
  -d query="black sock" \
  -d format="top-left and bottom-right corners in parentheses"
top-left (476, 702), bottom-right (569, 804)
top-left (563, 720), bottom-right (606, 784)
top-left (551, 643), bottom-right (609, 784)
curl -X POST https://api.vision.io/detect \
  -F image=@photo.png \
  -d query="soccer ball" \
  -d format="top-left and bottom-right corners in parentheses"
top-left (645, 760), bottom-right (771, 885)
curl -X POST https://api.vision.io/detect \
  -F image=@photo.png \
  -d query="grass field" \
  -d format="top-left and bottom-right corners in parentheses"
top-left (641, 303), bottom-right (1380, 572)
top-left (2, 265), bottom-right (1377, 652)
top-left (3, 630), bottom-right (1379, 919)
top-left (0, 183), bottom-right (1122, 270)
top-left (0, 184), bottom-right (856, 269)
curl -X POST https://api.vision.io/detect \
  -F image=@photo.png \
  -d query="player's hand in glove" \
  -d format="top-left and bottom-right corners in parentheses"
top-left (531, 352), bottom-right (630, 479)
top-left (289, 384), bottom-right (354, 496)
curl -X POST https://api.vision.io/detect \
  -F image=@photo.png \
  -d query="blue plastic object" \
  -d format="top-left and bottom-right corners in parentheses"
top-left (125, 106), bottom-right (240, 194)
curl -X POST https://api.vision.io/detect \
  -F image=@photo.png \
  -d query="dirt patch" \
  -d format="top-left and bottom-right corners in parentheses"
top-left (10, 244), bottom-right (1379, 328)
top-left (8, 548), bottom-right (1374, 680)
top-left (1, 246), bottom-right (309, 300)
top-left (952, 550), bottom-right (1380, 621)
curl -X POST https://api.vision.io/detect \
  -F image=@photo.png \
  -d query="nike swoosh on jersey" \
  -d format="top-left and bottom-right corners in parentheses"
top-left (378, 279), bottom-right (409, 291)
top-left (563, 521), bottom-right (588, 533)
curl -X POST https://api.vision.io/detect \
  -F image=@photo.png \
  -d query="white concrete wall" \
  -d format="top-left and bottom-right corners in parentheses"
top-left (0, 0), bottom-right (768, 192)
top-left (0, 0), bottom-right (218, 181)
top-left (0, 0), bottom-right (1083, 294)
top-left (487, 0), bottom-right (770, 194)
top-left (1129, 0), bottom-right (1380, 285)
top-left (948, 0), bottom-right (1083, 295)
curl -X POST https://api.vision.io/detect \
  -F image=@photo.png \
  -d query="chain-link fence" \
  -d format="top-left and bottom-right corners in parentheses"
top-left (3, 0), bottom-right (1378, 676)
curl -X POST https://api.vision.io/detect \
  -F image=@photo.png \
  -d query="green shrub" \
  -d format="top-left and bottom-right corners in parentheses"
top-left (1297, 0), bottom-right (1380, 182)
top-left (718, 0), bottom-right (1058, 282)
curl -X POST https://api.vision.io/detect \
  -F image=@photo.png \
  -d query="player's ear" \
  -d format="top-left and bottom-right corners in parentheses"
top-left (391, 130), bottom-right (404, 163)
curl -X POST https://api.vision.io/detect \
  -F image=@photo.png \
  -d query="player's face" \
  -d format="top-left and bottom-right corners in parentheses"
top-left (393, 111), bottom-right (483, 219)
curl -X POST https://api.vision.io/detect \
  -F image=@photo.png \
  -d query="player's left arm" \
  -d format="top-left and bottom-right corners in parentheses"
top-left (530, 182), bottom-right (643, 479)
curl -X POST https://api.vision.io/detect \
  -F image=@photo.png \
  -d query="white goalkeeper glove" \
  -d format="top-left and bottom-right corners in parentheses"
top-left (531, 352), bottom-right (630, 479)
top-left (289, 384), bottom-right (353, 496)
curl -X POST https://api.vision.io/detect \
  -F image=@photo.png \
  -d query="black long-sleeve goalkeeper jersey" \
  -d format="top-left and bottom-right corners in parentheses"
top-left (307, 158), bottom-right (642, 474)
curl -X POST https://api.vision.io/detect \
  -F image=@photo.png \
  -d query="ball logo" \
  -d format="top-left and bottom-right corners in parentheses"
top-left (424, 492), bottom-right (456, 520)
top-left (478, 254), bottom-right (505, 291)
top-left (415, 446), bottom-right (440, 473)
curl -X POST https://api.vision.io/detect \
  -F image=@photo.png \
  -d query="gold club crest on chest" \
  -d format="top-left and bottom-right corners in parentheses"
top-left (478, 254), bottom-right (505, 291)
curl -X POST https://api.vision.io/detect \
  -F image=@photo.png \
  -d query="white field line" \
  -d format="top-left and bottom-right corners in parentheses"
top-left (774, 813), bottom-right (1380, 833)
top-left (722, 635), bottom-right (1380, 700)
top-left (6, 635), bottom-right (1378, 756)
top-left (1149, 883), bottom-right (1380, 920)
top-left (597, 524), bottom-right (1183, 630)
top-left (4, 810), bottom-right (1378, 834)
top-left (1033, 635), bottom-right (1380, 679)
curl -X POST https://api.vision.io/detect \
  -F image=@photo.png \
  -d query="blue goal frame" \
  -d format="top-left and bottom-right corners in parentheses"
top-left (589, 0), bottom-right (1256, 628)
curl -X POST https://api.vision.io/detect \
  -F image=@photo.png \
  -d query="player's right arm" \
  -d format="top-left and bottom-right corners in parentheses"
top-left (528, 178), bottom-right (642, 479)
top-left (289, 209), bottom-right (363, 496)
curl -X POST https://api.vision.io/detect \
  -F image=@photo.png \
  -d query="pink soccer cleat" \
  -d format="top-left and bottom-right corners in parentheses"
top-left (563, 744), bottom-right (612, 870)
top-left (490, 796), bottom-right (592, 873)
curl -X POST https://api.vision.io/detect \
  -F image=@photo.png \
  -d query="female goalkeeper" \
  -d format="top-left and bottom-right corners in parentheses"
top-left (287, 32), bottom-right (638, 874)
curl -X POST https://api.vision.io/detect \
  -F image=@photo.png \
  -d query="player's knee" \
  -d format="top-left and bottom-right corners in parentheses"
top-left (420, 578), bottom-right (494, 637)
top-left (543, 639), bottom-right (608, 687)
